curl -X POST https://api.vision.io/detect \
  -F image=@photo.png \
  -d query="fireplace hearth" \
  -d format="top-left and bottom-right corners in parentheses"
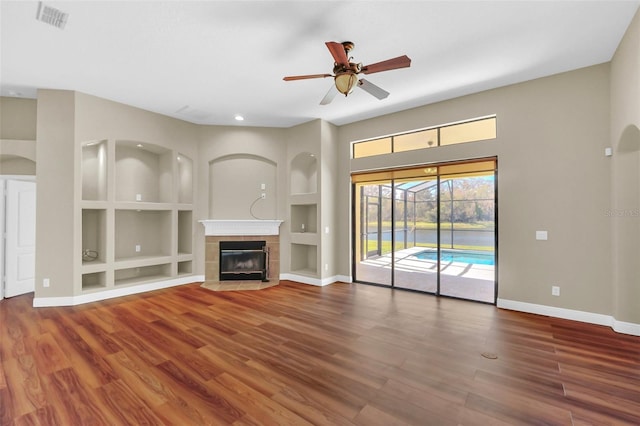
top-left (219, 240), bottom-right (268, 281)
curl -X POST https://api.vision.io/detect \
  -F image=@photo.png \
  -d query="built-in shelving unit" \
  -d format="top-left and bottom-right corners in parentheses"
top-left (80, 139), bottom-right (195, 293)
top-left (288, 152), bottom-right (320, 278)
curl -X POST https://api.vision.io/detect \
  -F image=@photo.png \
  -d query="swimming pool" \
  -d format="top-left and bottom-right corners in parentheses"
top-left (413, 249), bottom-right (495, 265)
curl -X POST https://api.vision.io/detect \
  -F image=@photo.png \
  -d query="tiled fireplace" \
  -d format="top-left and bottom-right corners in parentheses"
top-left (200, 220), bottom-right (282, 288)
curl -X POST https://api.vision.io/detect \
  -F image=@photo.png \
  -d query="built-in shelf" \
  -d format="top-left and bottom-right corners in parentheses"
top-left (290, 232), bottom-right (317, 245)
top-left (114, 264), bottom-right (172, 286)
top-left (290, 204), bottom-right (317, 234)
top-left (178, 260), bottom-right (193, 275)
top-left (115, 209), bottom-right (171, 259)
top-left (177, 153), bottom-right (193, 204)
top-left (290, 152), bottom-right (317, 195)
top-left (115, 141), bottom-right (173, 203)
top-left (82, 271), bottom-right (107, 290)
top-left (178, 210), bottom-right (192, 255)
top-left (82, 140), bottom-right (108, 201)
top-left (290, 243), bottom-right (317, 276)
top-left (289, 193), bottom-right (318, 205)
top-left (82, 209), bottom-right (106, 265)
top-left (79, 139), bottom-right (195, 295)
top-left (114, 255), bottom-right (173, 269)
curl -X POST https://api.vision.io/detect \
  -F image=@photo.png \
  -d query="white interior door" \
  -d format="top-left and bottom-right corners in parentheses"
top-left (5, 179), bottom-right (36, 297)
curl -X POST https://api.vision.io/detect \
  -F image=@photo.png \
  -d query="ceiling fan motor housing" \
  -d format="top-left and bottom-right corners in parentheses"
top-left (333, 62), bottom-right (362, 75)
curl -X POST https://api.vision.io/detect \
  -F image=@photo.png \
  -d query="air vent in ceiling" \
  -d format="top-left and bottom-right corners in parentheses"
top-left (36, 2), bottom-right (68, 29)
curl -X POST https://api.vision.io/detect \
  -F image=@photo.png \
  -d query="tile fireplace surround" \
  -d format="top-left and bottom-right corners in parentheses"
top-left (200, 220), bottom-right (283, 289)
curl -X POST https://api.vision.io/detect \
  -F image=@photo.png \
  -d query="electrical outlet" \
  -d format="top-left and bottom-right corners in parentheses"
top-left (325, 263), bottom-right (329, 271)
top-left (552, 286), bottom-right (560, 296)
top-left (43, 278), bottom-right (50, 288)
top-left (261, 192), bottom-right (266, 199)
top-left (135, 244), bottom-right (141, 253)
top-left (136, 193), bottom-right (142, 201)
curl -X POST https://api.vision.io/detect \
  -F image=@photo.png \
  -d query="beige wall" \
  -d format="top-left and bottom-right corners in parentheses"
top-left (36, 90), bottom-right (76, 298)
top-left (1, 97), bottom-right (37, 140)
top-left (611, 9), bottom-right (640, 324)
top-left (1, 97), bottom-right (37, 175)
top-left (338, 63), bottom-right (613, 315)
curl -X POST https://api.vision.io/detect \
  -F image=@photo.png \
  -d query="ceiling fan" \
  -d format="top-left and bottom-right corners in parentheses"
top-left (283, 41), bottom-right (411, 105)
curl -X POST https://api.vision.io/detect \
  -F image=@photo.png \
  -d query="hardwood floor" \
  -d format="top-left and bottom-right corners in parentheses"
top-left (1, 281), bottom-right (639, 425)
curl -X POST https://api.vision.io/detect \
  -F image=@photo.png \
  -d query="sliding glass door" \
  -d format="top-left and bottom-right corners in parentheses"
top-left (392, 176), bottom-right (439, 293)
top-left (438, 163), bottom-right (496, 303)
top-left (354, 181), bottom-right (392, 287)
top-left (352, 159), bottom-right (496, 303)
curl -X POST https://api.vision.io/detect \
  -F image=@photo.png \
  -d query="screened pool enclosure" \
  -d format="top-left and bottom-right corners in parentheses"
top-left (353, 159), bottom-right (497, 303)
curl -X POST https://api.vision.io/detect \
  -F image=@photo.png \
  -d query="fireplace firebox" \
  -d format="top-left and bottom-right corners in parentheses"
top-left (219, 241), bottom-right (268, 281)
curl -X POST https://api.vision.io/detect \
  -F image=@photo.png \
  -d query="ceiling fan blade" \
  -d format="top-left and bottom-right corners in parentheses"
top-left (325, 41), bottom-right (349, 66)
top-left (283, 74), bottom-right (332, 81)
top-left (362, 55), bottom-right (411, 74)
top-left (358, 78), bottom-right (390, 100)
top-left (320, 84), bottom-right (339, 105)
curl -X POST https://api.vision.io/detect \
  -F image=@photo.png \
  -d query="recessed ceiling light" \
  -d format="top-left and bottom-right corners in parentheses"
top-left (234, 114), bottom-right (244, 121)
top-left (136, 144), bottom-right (143, 148)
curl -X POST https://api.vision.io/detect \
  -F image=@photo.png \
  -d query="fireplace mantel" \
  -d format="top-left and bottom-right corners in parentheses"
top-left (199, 219), bottom-right (283, 236)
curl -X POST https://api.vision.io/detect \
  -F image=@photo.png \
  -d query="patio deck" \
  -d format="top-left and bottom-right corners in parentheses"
top-left (355, 247), bottom-right (495, 303)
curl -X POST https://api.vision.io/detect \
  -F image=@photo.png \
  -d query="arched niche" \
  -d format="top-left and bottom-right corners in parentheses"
top-left (290, 152), bottom-right (317, 195)
top-left (617, 124), bottom-right (640, 154)
top-left (209, 154), bottom-right (277, 219)
top-left (0, 154), bottom-right (36, 175)
top-left (0, 139), bottom-right (36, 175)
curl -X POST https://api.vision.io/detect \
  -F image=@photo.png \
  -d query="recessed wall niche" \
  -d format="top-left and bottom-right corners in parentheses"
top-left (115, 141), bottom-right (173, 203)
top-left (290, 152), bottom-right (317, 194)
top-left (290, 204), bottom-right (317, 234)
top-left (209, 154), bottom-right (277, 219)
top-left (82, 140), bottom-right (108, 201)
top-left (82, 209), bottom-right (106, 264)
top-left (114, 210), bottom-right (171, 260)
top-left (177, 153), bottom-right (193, 204)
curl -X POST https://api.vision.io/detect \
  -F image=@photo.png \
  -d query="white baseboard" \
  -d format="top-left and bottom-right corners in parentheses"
top-left (33, 275), bottom-right (204, 307)
top-left (279, 273), bottom-right (352, 286)
top-left (279, 273), bottom-right (329, 286)
top-left (612, 320), bottom-right (640, 336)
top-left (497, 298), bottom-right (640, 336)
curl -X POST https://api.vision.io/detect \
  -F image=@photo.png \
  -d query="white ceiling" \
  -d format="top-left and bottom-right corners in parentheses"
top-left (2, 1), bottom-right (638, 128)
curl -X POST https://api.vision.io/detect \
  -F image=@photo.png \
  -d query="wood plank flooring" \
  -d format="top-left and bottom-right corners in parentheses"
top-left (1, 281), bottom-right (639, 425)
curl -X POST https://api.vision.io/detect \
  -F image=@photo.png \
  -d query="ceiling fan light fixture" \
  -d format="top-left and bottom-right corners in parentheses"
top-left (334, 72), bottom-right (358, 96)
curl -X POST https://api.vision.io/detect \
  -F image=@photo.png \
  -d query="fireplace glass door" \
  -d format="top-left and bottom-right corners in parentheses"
top-left (219, 240), bottom-right (267, 281)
